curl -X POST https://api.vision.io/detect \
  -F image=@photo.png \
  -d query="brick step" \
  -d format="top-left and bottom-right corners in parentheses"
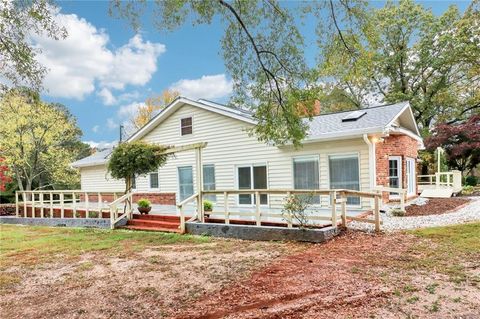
top-left (132, 214), bottom-right (183, 223)
top-left (119, 225), bottom-right (181, 233)
top-left (127, 218), bottom-right (180, 229)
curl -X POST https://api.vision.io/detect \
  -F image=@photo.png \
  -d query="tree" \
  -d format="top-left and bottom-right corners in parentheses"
top-left (0, 89), bottom-right (83, 192)
top-left (425, 115), bottom-right (480, 174)
top-left (107, 141), bottom-right (170, 194)
top-left (0, 0), bottom-right (67, 91)
top-left (318, 0), bottom-right (480, 132)
top-left (0, 157), bottom-right (11, 192)
top-left (110, 0), bottom-right (320, 146)
top-left (130, 89), bottom-right (180, 130)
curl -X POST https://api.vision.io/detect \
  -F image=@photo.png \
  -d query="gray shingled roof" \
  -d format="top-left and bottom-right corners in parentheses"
top-left (72, 100), bottom-right (410, 168)
top-left (305, 101), bottom-right (409, 140)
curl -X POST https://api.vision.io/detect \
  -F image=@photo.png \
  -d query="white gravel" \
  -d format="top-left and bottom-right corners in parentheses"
top-left (349, 197), bottom-right (480, 232)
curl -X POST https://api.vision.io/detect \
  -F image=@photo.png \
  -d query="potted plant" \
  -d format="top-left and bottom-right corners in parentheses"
top-left (137, 198), bottom-right (152, 214)
top-left (203, 200), bottom-right (213, 218)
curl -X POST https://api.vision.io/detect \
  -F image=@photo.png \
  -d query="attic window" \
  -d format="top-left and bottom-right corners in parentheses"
top-left (342, 110), bottom-right (367, 122)
top-left (181, 117), bottom-right (192, 135)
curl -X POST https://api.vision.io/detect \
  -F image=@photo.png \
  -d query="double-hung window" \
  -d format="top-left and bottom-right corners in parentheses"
top-left (237, 164), bottom-right (268, 205)
top-left (293, 156), bottom-right (320, 204)
top-left (149, 172), bottom-right (159, 189)
top-left (178, 166), bottom-right (194, 201)
top-left (203, 164), bottom-right (216, 201)
top-left (180, 117), bottom-right (193, 136)
top-left (329, 154), bottom-right (360, 205)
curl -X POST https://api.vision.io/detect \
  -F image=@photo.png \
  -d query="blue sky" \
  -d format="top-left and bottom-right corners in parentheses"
top-left (38, 1), bottom-right (470, 147)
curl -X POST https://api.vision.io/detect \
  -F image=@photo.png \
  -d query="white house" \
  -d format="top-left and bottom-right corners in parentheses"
top-left (72, 97), bottom-right (423, 212)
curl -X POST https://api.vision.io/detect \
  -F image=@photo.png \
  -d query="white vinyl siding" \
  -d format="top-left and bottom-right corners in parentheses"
top-left (79, 103), bottom-right (372, 209)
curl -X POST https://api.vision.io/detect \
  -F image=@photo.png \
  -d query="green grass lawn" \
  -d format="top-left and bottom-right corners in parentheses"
top-left (0, 224), bottom-right (209, 269)
top-left (410, 222), bottom-right (480, 252)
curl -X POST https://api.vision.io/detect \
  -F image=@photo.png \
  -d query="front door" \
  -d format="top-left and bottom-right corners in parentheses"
top-left (406, 158), bottom-right (416, 196)
top-left (388, 156), bottom-right (402, 199)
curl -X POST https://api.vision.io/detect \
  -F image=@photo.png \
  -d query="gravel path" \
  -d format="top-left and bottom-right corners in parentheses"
top-left (350, 196), bottom-right (480, 232)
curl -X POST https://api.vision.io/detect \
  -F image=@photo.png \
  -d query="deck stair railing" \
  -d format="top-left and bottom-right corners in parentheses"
top-left (177, 189), bottom-right (382, 233)
top-left (108, 192), bottom-right (134, 229)
top-left (417, 170), bottom-right (462, 192)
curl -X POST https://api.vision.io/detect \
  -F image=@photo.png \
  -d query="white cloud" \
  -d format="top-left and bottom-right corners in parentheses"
top-left (32, 12), bottom-right (165, 101)
top-left (106, 118), bottom-right (118, 130)
top-left (84, 140), bottom-right (116, 149)
top-left (97, 88), bottom-right (116, 105)
top-left (169, 74), bottom-right (233, 100)
top-left (92, 125), bottom-right (100, 133)
top-left (117, 101), bottom-right (145, 119)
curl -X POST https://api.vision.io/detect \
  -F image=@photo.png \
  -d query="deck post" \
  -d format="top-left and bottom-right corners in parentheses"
top-left (340, 192), bottom-right (347, 228)
top-left (286, 191), bottom-right (292, 228)
top-left (98, 193), bottom-right (102, 218)
top-left (255, 191), bottom-right (261, 226)
top-left (40, 193), bottom-right (44, 218)
top-left (32, 193), bottom-right (36, 218)
top-left (72, 192), bottom-right (77, 218)
top-left (330, 191), bottom-right (337, 227)
top-left (195, 147), bottom-right (204, 222)
top-left (15, 192), bottom-right (19, 217)
top-left (49, 192), bottom-right (53, 218)
top-left (374, 194), bottom-right (381, 232)
top-left (224, 192), bottom-right (229, 225)
top-left (23, 192), bottom-right (27, 217)
top-left (180, 206), bottom-right (185, 234)
top-left (85, 193), bottom-right (89, 218)
top-left (400, 190), bottom-right (405, 211)
top-left (60, 193), bottom-right (65, 218)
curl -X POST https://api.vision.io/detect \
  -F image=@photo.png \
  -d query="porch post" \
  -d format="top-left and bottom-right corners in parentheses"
top-left (195, 147), bottom-right (204, 222)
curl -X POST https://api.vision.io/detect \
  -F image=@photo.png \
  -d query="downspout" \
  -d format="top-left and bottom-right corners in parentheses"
top-left (363, 134), bottom-right (376, 190)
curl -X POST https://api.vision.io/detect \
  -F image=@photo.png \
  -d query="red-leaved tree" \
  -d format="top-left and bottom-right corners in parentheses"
top-left (0, 157), bottom-right (12, 192)
top-left (425, 115), bottom-right (480, 174)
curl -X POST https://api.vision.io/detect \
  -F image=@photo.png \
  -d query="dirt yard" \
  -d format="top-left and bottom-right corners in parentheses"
top-left (405, 198), bottom-right (471, 216)
top-left (1, 223), bottom-right (479, 318)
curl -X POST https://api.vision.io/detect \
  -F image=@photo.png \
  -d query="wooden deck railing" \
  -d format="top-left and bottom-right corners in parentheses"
top-left (418, 170), bottom-right (462, 191)
top-left (15, 190), bottom-right (123, 219)
top-left (108, 192), bottom-right (133, 229)
top-left (177, 189), bottom-right (383, 232)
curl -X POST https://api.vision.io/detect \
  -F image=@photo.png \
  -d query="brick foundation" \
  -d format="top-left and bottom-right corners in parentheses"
top-left (375, 134), bottom-right (419, 202)
top-left (79, 193), bottom-right (176, 205)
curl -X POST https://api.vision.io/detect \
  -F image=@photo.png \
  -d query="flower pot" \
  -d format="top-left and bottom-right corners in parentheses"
top-left (204, 209), bottom-right (212, 218)
top-left (138, 206), bottom-right (151, 214)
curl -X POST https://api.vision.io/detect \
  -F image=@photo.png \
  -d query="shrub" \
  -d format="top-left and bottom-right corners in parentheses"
top-left (137, 198), bottom-right (151, 208)
top-left (390, 208), bottom-right (405, 217)
top-left (203, 200), bottom-right (213, 211)
top-left (89, 211), bottom-right (99, 218)
top-left (465, 175), bottom-right (478, 186)
top-left (462, 185), bottom-right (474, 195)
top-left (282, 194), bottom-right (314, 228)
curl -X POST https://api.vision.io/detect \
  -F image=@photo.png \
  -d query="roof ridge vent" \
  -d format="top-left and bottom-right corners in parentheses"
top-left (342, 110), bottom-right (367, 122)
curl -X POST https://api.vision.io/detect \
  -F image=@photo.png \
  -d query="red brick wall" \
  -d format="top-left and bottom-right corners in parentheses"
top-left (375, 134), bottom-right (419, 202)
top-left (79, 193), bottom-right (176, 205)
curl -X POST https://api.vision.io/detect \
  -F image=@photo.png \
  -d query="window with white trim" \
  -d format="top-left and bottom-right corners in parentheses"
top-left (329, 154), bottom-right (360, 205)
top-left (203, 164), bottom-right (216, 201)
top-left (131, 174), bottom-right (136, 189)
top-left (149, 172), bottom-right (159, 189)
top-left (178, 166), bottom-right (193, 201)
top-left (180, 117), bottom-right (192, 136)
top-left (293, 156), bottom-right (320, 204)
top-left (237, 165), bottom-right (268, 205)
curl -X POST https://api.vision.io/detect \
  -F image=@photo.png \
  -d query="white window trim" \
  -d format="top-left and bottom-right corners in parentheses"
top-left (177, 165), bottom-right (194, 202)
top-left (148, 171), bottom-right (160, 190)
top-left (388, 156), bottom-right (403, 199)
top-left (291, 155), bottom-right (321, 206)
top-left (327, 152), bottom-right (362, 208)
top-left (235, 163), bottom-right (269, 207)
top-left (179, 115), bottom-right (194, 137)
top-left (406, 157), bottom-right (416, 196)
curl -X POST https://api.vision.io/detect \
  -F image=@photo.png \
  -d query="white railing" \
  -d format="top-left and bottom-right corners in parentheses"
top-left (108, 192), bottom-right (133, 229)
top-left (176, 193), bottom-right (199, 233)
top-left (418, 170), bottom-right (462, 191)
top-left (15, 190), bottom-right (123, 219)
top-left (177, 189), bottom-right (383, 232)
top-left (373, 186), bottom-right (407, 211)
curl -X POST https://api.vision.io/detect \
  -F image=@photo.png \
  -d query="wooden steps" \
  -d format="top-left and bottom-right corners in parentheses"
top-left (120, 214), bottom-right (184, 233)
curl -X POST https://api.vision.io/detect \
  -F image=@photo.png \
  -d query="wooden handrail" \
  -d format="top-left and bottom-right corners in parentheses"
top-left (177, 193), bottom-right (199, 234)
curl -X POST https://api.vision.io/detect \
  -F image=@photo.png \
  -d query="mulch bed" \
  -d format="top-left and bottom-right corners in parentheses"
top-left (404, 197), bottom-right (471, 217)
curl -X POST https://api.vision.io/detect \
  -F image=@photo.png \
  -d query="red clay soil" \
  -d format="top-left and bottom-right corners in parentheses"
top-left (404, 197), bottom-right (470, 217)
top-left (172, 232), bottom-right (412, 319)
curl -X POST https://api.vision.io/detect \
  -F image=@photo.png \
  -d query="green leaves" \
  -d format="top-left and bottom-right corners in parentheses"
top-left (107, 142), bottom-right (169, 191)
